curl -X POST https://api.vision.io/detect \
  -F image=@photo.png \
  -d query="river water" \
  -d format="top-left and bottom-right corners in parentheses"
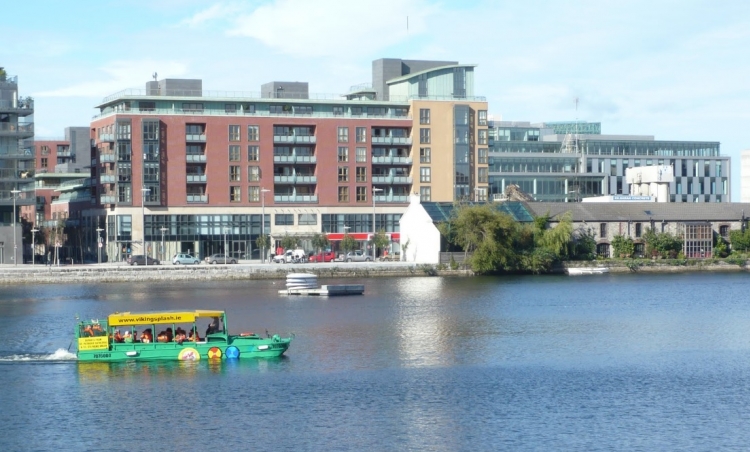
top-left (1, 272), bottom-right (750, 451)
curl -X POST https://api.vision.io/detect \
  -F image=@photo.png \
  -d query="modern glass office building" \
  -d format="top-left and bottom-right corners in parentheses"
top-left (488, 121), bottom-right (729, 202)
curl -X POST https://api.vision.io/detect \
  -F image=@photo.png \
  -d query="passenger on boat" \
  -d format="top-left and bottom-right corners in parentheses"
top-left (132, 330), bottom-right (138, 342)
top-left (188, 329), bottom-right (200, 342)
top-left (113, 330), bottom-right (124, 343)
top-left (141, 329), bottom-right (153, 343)
top-left (206, 317), bottom-right (222, 336)
top-left (165, 328), bottom-right (174, 342)
top-left (123, 330), bottom-right (133, 343)
top-left (82, 323), bottom-right (104, 337)
top-left (157, 331), bottom-right (168, 343)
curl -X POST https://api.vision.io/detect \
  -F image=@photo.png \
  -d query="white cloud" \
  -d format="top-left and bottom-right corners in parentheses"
top-left (227, 0), bottom-right (436, 57)
top-left (34, 60), bottom-right (189, 98)
top-left (178, 2), bottom-right (243, 28)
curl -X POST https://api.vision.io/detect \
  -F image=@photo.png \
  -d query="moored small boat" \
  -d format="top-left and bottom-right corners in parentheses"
top-left (75, 310), bottom-right (293, 362)
top-left (567, 267), bottom-right (610, 276)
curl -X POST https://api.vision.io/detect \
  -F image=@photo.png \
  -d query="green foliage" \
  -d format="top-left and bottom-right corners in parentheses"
top-left (625, 259), bottom-right (643, 272)
top-left (255, 234), bottom-right (271, 253)
top-left (729, 229), bottom-right (750, 252)
top-left (714, 239), bottom-right (729, 258)
top-left (611, 234), bottom-right (635, 258)
top-left (340, 234), bottom-right (357, 253)
top-left (370, 229), bottom-right (390, 257)
top-left (643, 228), bottom-right (683, 257)
top-left (571, 227), bottom-right (597, 260)
top-left (446, 204), bottom-right (520, 274)
top-left (449, 255), bottom-right (458, 270)
top-left (537, 212), bottom-right (573, 259)
top-left (519, 248), bottom-right (557, 274)
top-left (280, 234), bottom-right (298, 250)
top-left (311, 233), bottom-right (330, 253)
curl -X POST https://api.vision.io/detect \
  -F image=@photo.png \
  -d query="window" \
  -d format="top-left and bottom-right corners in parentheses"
top-left (248, 145), bottom-right (259, 161)
top-left (420, 147), bottom-right (431, 163)
top-left (295, 105), bottom-right (312, 115)
top-left (299, 213), bottom-right (317, 225)
top-left (41, 158), bottom-right (48, 168)
top-left (248, 166), bottom-right (260, 181)
top-left (478, 129), bottom-right (488, 145)
top-left (393, 108), bottom-right (408, 117)
top-left (356, 186), bottom-right (367, 202)
top-left (356, 147), bottom-right (367, 163)
top-left (597, 243), bottom-right (610, 258)
top-left (229, 125), bottom-right (240, 141)
top-left (186, 124), bottom-right (204, 135)
top-left (225, 104), bottom-right (237, 114)
top-left (338, 127), bottom-right (349, 143)
top-left (40, 145), bottom-right (50, 155)
top-left (338, 147), bottom-right (349, 162)
top-left (182, 103), bottom-right (203, 113)
top-left (351, 107), bottom-right (362, 116)
top-left (720, 225), bottom-right (729, 238)
top-left (420, 187), bottom-right (431, 202)
top-left (247, 125), bottom-right (259, 141)
top-left (478, 148), bottom-right (488, 164)
top-left (478, 110), bottom-right (488, 126)
top-left (420, 128), bottom-right (431, 144)
top-left (635, 223), bottom-right (642, 238)
top-left (333, 106), bottom-right (344, 116)
top-left (248, 186), bottom-right (260, 202)
top-left (420, 167), bottom-right (431, 183)
top-left (478, 168), bottom-right (488, 183)
top-left (338, 186), bottom-right (349, 202)
top-left (230, 186), bottom-right (241, 202)
top-left (356, 166), bottom-right (367, 182)
top-left (140, 101), bottom-right (155, 112)
top-left (229, 165), bottom-right (241, 182)
top-left (367, 107), bottom-right (386, 116)
top-left (600, 223), bottom-right (607, 238)
top-left (419, 109), bottom-right (430, 124)
top-left (356, 127), bottom-right (366, 143)
top-left (142, 121), bottom-right (158, 141)
top-left (229, 145), bottom-right (240, 161)
top-left (275, 214), bottom-right (294, 225)
top-left (270, 105), bottom-right (292, 115)
top-left (338, 166), bottom-right (349, 182)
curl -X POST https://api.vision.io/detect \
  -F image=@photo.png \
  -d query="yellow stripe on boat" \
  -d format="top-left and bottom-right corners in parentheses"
top-left (108, 310), bottom-right (224, 326)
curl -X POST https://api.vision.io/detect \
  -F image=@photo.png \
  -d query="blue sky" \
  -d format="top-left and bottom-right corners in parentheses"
top-left (3, 0), bottom-right (749, 198)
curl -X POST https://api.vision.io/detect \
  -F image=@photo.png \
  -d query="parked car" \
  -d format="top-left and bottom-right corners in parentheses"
top-left (273, 249), bottom-right (307, 264)
top-left (344, 250), bottom-right (372, 262)
top-left (204, 253), bottom-right (237, 264)
top-left (308, 251), bottom-right (336, 263)
top-left (172, 253), bottom-right (200, 265)
top-left (127, 254), bottom-right (160, 265)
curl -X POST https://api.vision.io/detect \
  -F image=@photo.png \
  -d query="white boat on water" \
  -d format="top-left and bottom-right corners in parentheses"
top-left (567, 267), bottom-right (610, 276)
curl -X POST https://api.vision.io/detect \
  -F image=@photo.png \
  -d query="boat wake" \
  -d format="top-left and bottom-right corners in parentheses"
top-left (0, 348), bottom-right (77, 362)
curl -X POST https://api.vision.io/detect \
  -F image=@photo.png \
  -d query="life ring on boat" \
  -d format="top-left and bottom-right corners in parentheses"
top-left (225, 346), bottom-right (240, 359)
top-left (239, 332), bottom-right (254, 337)
top-left (178, 347), bottom-right (200, 361)
top-left (207, 347), bottom-right (222, 359)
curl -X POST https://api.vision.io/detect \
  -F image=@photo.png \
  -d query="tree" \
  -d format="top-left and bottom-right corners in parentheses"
top-left (643, 228), bottom-right (683, 258)
top-left (311, 233), bottom-right (330, 254)
top-left (537, 212), bottom-right (573, 260)
top-left (370, 229), bottom-right (390, 258)
top-left (255, 234), bottom-right (271, 259)
top-left (340, 234), bottom-right (357, 254)
top-left (611, 234), bottom-right (635, 258)
top-left (729, 229), bottom-right (750, 252)
top-left (280, 234), bottom-right (298, 251)
top-left (571, 227), bottom-right (597, 261)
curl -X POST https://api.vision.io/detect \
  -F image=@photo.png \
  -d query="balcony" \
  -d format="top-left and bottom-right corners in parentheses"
top-left (186, 133), bottom-right (206, 142)
top-left (371, 136), bottom-right (412, 145)
top-left (100, 195), bottom-right (116, 204)
top-left (100, 174), bottom-right (115, 183)
top-left (274, 194), bottom-right (318, 203)
top-left (0, 98), bottom-right (34, 116)
top-left (372, 156), bottom-right (412, 165)
top-left (187, 174), bottom-right (207, 183)
top-left (273, 175), bottom-right (317, 184)
top-left (187, 194), bottom-right (208, 203)
top-left (273, 135), bottom-right (317, 144)
top-left (99, 153), bottom-right (116, 163)
top-left (372, 175), bottom-right (413, 184)
top-left (99, 133), bottom-right (114, 142)
top-left (186, 154), bottom-right (207, 162)
top-left (374, 194), bottom-right (409, 203)
top-left (273, 155), bottom-right (317, 164)
top-left (0, 122), bottom-right (34, 137)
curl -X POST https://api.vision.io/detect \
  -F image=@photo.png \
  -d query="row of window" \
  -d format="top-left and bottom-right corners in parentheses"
top-left (417, 109), bottom-right (488, 126)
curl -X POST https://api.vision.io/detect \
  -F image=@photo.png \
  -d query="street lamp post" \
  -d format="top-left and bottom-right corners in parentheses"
top-left (223, 226), bottom-right (229, 264)
top-left (261, 188), bottom-right (270, 263)
top-left (96, 227), bottom-right (104, 264)
top-left (160, 227), bottom-right (168, 261)
top-left (11, 188), bottom-right (20, 266)
top-left (31, 227), bottom-right (38, 266)
top-left (141, 187), bottom-right (150, 266)
top-left (372, 187), bottom-right (383, 261)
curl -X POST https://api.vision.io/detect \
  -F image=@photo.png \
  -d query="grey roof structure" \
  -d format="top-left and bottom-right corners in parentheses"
top-left (421, 201), bottom-right (535, 223)
top-left (525, 202), bottom-right (750, 223)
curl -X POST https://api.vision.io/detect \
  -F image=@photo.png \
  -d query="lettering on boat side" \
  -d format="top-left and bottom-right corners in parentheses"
top-left (109, 313), bottom-right (195, 326)
top-left (78, 336), bottom-right (109, 351)
top-left (93, 353), bottom-right (111, 359)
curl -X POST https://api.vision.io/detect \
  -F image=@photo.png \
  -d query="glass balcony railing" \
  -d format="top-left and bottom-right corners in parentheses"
top-left (100, 195), bottom-right (116, 204)
top-left (100, 174), bottom-right (115, 183)
top-left (274, 194), bottom-right (318, 203)
top-left (273, 135), bottom-right (317, 144)
top-left (187, 194), bottom-right (208, 203)
top-left (0, 123), bottom-right (34, 135)
top-left (273, 155), bottom-right (317, 164)
top-left (374, 194), bottom-right (409, 203)
top-left (186, 133), bottom-right (206, 142)
top-left (99, 153), bottom-right (116, 163)
top-left (371, 136), bottom-right (412, 145)
top-left (186, 154), bottom-right (206, 162)
top-left (98, 133), bottom-right (114, 142)
top-left (187, 174), bottom-right (207, 183)
top-left (372, 156), bottom-right (412, 165)
top-left (273, 175), bottom-right (317, 184)
top-left (372, 175), bottom-right (412, 184)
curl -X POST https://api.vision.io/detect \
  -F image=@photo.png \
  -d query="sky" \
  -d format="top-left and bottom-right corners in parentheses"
top-left (3, 0), bottom-right (749, 198)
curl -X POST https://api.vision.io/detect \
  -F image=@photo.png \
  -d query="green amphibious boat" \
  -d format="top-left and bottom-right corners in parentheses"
top-left (76, 310), bottom-right (293, 362)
